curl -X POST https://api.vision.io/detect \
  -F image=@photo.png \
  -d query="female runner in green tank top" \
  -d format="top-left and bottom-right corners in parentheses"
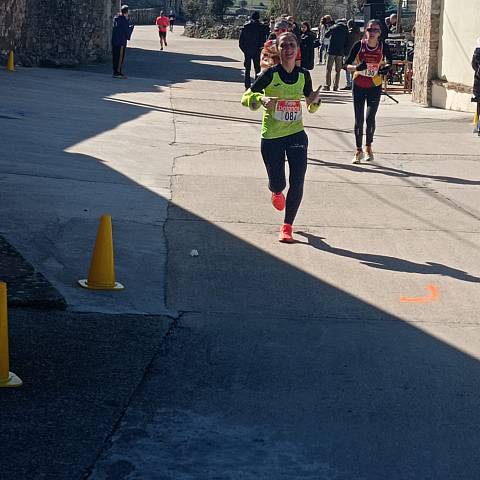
top-left (241, 32), bottom-right (322, 243)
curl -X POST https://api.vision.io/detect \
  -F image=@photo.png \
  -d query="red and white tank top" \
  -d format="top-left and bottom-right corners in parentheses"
top-left (353, 40), bottom-right (384, 88)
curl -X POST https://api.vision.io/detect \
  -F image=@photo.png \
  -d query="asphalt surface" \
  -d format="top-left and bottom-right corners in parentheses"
top-left (1, 26), bottom-right (480, 479)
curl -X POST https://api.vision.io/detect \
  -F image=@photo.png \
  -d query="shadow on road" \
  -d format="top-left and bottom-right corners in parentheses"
top-left (296, 231), bottom-right (480, 283)
top-left (309, 157), bottom-right (480, 186)
top-left (80, 48), bottom-right (244, 84)
top-left (80, 46), bottom-right (351, 105)
top-left (106, 97), bottom-right (354, 134)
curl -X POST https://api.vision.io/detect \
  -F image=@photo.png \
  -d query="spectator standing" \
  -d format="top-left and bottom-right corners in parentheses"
top-left (472, 37), bottom-right (480, 135)
top-left (342, 19), bottom-right (363, 90)
top-left (287, 16), bottom-right (301, 41)
top-left (324, 18), bottom-right (349, 91)
top-left (269, 16), bottom-right (276, 33)
top-left (261, 18), bottom-right (271, 43)
top-left (317, 15), bottom-right (333, 65)
top-left (300, 22), bottom-right (316, 71)
top-left (239, 11), bottom-right (265, 89)
top-left (382, 14), bottom-right (397, 40)
top-left (388, 14), bottom-right (398, 34)
top-left (155, 11), bottom-right (170, 50)
top-left (111, 4), bottom-right (134, 79)
top-left (168, 11), bottom-right (176, 32)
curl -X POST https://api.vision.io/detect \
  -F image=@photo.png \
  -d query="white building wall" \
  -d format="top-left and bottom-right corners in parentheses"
top-left (432, 0), bottom-right (479, 112)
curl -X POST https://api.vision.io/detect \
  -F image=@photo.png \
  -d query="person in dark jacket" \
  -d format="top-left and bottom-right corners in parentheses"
top-left (472, 38), bottom-right (480, 134)
top-left (168, 11), bottom-right (176, 32)
top-left (112, 5), bottom-right (134, 79)
top-left (324, 19), bottom-right (349, 91)
top-left (300, 22), bottom-right (316, 70)
top-left (239, 11), bottom-right (264, 89)
top-left (261, 18), bottom-right (271, 43)
top-left (287, 16), bottom-right (301, 41)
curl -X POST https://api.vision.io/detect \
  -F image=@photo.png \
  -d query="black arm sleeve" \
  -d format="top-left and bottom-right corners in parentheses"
top-left (120, 17), bottom-right (130, 42)
top-left (304, 34), bottom-right (315, 51)
top-left (343, 31), bottom-right (350, 56)
top-left (239, 30), bottom-right (246, 52)
top-left (383, 43), bottom-right (393, 64)
top-left (303, 69), bottom-right (313, 97)
top-left (250, 69), bottom-right (274, 93)
top-left (472, 49), bottom-right (480, 71)
top-left (344, 42), bottom-right (361, 65)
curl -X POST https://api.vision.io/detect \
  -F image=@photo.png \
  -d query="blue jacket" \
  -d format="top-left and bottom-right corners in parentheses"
top-left (112, 15), bottom-right (134, 47)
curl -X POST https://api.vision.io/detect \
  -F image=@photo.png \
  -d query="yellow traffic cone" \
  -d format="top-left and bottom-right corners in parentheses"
top-left (0, 282), bottom-right (23, 388)
top-left (78, 215), bottom-right (124, 290)
top-left (6, 50), bottom-right (15, 72)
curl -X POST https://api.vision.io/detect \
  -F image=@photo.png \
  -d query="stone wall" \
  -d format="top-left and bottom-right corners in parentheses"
top-left (0, 0), bottom-right (120, 67)
top-left (411, 0), bottom-right (441, 105)
top-left (0, 0), bottom-right (27, 51)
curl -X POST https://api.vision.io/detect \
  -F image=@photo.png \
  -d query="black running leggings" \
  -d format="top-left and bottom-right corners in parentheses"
top-left (260, 130), bottom-right (308, 225)
top-left (353, 84), bottom-right (382, 149)
top-left (112, 45), bottom-right (126, 75)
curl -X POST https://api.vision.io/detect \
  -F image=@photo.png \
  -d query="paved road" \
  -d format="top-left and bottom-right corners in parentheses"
top-left (1, 26), bottom-right (480, 479)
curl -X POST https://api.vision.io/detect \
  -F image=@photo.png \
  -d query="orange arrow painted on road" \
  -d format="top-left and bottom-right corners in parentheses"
top-left (400, 284), bottom-right (439, 303)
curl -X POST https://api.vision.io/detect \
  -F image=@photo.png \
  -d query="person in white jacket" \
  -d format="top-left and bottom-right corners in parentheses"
top-left (317, 15), bottom-right (333, 65)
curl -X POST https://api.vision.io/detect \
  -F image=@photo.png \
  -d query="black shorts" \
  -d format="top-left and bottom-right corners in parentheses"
top-left (158, 31), bottom-right (167, 39)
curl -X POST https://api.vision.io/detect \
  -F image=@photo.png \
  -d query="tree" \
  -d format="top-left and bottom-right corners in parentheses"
top-left (208, 0), bottom-right (234, 20)
top-left (183, 0), bottom-right (204, 21)
top-left (269, 0), bottom-right (359, 26)
top-left (299, 0), bottom-right (326, 27)
top-left (357, 0), bottom-right (394, 11)
top-left (269, 0), bottom-right (303, 19)
top-left (356, 0), bottom-right (365, 10)
top-left (344, 0), bottom-right (357, 20)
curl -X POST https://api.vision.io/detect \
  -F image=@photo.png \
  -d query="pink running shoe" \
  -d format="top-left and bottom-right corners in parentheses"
top-left (279, 223), bottom-right (294, 243)
top-left (271, 192), bottom-right (285, 211)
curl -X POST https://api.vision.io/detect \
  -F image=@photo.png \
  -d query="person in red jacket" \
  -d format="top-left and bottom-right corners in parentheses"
top-left (155, 11), bottom-right (170, 50)
top-left (261, 19), bottom-right (301, 71)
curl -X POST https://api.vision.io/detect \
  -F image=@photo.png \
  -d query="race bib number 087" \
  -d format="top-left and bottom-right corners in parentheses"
top-left (274, 100), bottom-right (302, 122)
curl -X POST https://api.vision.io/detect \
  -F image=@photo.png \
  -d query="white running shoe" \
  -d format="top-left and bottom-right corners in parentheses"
top-left (352, 151), bottom-right (364, 164)
top-left (365, 148), bottom-right (375, 162)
